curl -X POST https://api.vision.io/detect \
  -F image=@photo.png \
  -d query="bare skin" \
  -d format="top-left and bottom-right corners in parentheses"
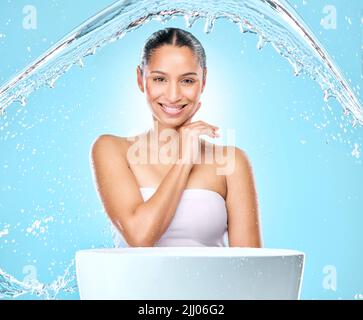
top-left (90, 44), bottom-right (262, 247)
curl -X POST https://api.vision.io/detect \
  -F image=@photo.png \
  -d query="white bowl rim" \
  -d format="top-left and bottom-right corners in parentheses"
top-left (76, 247), bottom-right (305, 257)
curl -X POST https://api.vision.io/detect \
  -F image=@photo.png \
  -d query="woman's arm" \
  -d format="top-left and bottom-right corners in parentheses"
top-left (90, 134), bottom-right (193, 247)
top-left (225, 146), bottom-right (263, 247)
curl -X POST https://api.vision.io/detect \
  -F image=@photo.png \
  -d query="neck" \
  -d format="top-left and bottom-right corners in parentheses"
top-left (148, 119), bottom-right (185, 144)
top-left (146, 119), bottom-right (186, 163)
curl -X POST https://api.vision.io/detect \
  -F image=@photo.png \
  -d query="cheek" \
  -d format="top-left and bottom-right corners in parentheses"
top-left (145, 82), bottom-right (162, 100)
top-left (183, 85), bottom-right (201, 100)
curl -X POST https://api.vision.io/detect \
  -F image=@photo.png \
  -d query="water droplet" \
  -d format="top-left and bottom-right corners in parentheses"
top-left (47, 79), bottom-right (56, 89)
top-left (85, 47), bottom-right (97, 57)
top-left (0, 108), bottom-right (5, 117)
top-left (323, 89), bottom-right (333, 102)
top-left (20, 97), bottom-right (27, 106)
top-left (115, 30), bottom-right (126, 41)
top-left (352, 118), bottom-right (358, 128)
top-left (75, 58), bottom-right (84, 68)
top-left (343, 108), bottom-right (350, 116)
top-left (156, 14), bottom-right (173, 25)
top-left (204, 16), bottom-right (216, 34)
top-left (17, 96), bottom-right (27, 106)
top-left (184, 13), bottom-right (199, 28)
top-left (241, 19), bottom-right (256, 34)
top-left (293, 63), bottom-right (302, 76)
top-left (238, 21), bottom-right (246, 33)
top-left (257, 35), bottom-right (265, 50)
top-left (351, 143), bottom-right (360, 159)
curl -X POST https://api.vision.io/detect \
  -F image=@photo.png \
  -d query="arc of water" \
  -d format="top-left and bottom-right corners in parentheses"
top-left (0, 0), bottom-right (361, 124)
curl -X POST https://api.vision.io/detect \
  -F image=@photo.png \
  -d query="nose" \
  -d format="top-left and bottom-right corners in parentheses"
top-left (165, 80), bottom-right (182, 103)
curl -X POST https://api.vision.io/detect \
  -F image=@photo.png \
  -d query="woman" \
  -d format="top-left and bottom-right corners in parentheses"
top-left (91, 27), bottom-right (262, 248)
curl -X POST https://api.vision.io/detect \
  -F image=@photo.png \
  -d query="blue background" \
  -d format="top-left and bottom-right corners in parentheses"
top-left (0, 0), bottom-right (362, 299)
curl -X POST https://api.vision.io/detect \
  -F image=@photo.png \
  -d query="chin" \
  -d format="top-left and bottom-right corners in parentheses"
top-left (153, 112), bottom-right (191, 126)
top-left (160, 117), bottom-right (188, 128)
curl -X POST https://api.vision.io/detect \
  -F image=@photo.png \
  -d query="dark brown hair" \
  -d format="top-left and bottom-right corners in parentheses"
top-left (139, 27), bottom-right (207, 79)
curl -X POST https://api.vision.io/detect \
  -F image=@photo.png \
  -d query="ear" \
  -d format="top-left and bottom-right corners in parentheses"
top-left (201, 68), bottom-right (207, 93)
top-left (136, 66), bottom-right (145, 93)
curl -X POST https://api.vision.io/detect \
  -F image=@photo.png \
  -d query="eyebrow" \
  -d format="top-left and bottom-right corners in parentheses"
top-left (150, 71), bottom-right (198, 76)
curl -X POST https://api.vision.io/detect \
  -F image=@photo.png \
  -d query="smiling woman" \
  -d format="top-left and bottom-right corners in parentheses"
top-left (139, 45), bottom-right (202, 119)
top-left (90, 27), bottom-right (262, 248)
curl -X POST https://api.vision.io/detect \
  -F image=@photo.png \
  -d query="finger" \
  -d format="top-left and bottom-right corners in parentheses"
top-left (195, 127), bottom-right (218, 138)
top-left (195, 122), bottom-right (219, 130)
top-left (209, 127), bottom-right (220, 138)
top-left (195, 119), bottom-right (218, 129)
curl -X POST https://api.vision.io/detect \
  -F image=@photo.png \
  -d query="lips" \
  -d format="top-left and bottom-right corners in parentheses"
top-left (159, 103), bottom-right (187, 116)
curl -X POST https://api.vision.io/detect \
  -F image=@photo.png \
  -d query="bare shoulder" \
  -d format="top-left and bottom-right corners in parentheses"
top-left (224, 145), bottom-right (250, 161)
top-left (90, 134), bottom-right (129, 162)
top-left (224, 145), bottom-right (253, 178)
top-left (91, 134), bottom-right (127, 145)
top-left (219, 144), bottom-right (252, 177)
top-left (200, 140), bottom-right (249, 177)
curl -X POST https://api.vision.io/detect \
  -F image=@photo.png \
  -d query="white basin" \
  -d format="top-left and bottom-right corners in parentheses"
top-left (75, 247), bottom-right (305, 300)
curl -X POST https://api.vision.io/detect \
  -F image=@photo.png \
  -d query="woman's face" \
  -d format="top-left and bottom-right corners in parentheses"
top-left (137, 45), bottom-right (207, 128)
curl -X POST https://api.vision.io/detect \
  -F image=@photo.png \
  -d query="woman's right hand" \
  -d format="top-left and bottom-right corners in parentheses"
top-left (177, 119), bottom-right (220, 165)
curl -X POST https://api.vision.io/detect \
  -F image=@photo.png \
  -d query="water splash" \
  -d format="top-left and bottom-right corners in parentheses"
top-left (256, 35), bottom-right (267, 50)
top-left (184, 12), bottom-right (200, 28)
top-left (0, 0), bottom-right (362, 126)
top-left (0, 259), bottom-right (77, 299)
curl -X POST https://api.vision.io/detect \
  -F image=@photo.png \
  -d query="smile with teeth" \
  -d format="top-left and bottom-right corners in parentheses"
top-left (159, 103), bottom-right (187, 115)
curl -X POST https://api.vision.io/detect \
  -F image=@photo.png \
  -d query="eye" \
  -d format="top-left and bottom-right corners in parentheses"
top-left (182, 78), bottom-right (195, 84)
top-left (153, 77), bottom-right (165, 82)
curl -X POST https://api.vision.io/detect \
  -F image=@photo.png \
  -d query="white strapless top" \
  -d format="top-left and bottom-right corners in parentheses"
top-left (111, 187), bottom-right (229, 247)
